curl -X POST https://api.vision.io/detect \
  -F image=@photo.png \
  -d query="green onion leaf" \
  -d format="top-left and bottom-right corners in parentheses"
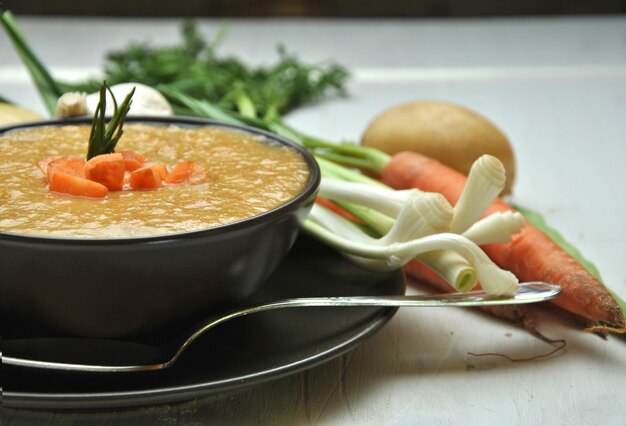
top-left (0, 93), bottom-right (14, 104)
top-left (0, 9), bottom-right (63, 114)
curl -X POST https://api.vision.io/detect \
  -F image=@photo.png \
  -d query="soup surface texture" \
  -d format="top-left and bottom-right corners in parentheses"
top-left (0, 124), bottom-right (309, 238)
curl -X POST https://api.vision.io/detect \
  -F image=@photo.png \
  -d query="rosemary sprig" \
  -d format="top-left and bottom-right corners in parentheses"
top-left (86, 82), bottom-right (135, 160)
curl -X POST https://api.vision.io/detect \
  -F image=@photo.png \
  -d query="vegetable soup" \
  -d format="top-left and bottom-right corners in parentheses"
top-left (0, 124), bottom-right (310, 238)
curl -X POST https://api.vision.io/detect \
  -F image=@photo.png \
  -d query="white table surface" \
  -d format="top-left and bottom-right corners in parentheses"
top-left (1, 16), bottom-right (625, 425)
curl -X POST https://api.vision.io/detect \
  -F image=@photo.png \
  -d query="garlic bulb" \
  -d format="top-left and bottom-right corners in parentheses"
top-left (86, 83), bottom-right (173, 116)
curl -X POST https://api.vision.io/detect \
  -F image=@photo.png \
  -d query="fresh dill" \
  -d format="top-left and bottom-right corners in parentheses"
top-left (65, 22), bottom-right (349, 120)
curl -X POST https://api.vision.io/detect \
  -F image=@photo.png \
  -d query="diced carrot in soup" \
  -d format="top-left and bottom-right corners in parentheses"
top-left (121, 150), bottom-right (147, 171)
top-left (129, 164), bottom-right (168, 189)
top-left (85, 153), bottom-right (125, 191)
top-left (49, 172), bottom-right (108, 198)
top-left (152, 163), bottom-right (169, 181)
top-left (46, 157), bottom-right (86, 182)
top-left (37, 155), bottom-right (67, 176)
top-left (165, 161), bottom-right (209, 184)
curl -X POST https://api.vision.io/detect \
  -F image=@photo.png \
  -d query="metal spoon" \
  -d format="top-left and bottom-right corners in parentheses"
top-left (2, 282), bottom-right (559, 373)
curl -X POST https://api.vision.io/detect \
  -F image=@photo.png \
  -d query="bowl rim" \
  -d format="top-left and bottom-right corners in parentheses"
top-left (0, 115), bottom-right (321, 246)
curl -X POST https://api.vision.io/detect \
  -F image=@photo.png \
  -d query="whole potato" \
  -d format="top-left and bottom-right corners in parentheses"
top-left (361, 100), bottom-right (516, 194)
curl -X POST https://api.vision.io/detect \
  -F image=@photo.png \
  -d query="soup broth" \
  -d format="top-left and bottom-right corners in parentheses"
top-left (0, 124), bottom-right (310, 238)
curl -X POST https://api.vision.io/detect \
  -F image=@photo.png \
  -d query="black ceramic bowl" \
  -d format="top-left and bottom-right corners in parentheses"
top-left (0, 116), bottom-right (320, 338)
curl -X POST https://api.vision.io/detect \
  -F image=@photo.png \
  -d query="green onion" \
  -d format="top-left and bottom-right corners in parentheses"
top-left (319, 178), bottom-right (421, 218)
top-left (450, 154), bottom-right (507, 234)
top-left (304, 216), bottom-right (518, 296)
top-left (462, 211), bottom-right (525, 246)
top-left (0, 93), bottom-right (14, 104)
top-left (310, 183), bottom-right (483, 292)
top-left (0, 9), bottom-right (63, 114)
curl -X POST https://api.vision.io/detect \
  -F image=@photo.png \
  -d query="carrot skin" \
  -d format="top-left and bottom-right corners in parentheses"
top-left (382, 151), bottom-right (626, 330)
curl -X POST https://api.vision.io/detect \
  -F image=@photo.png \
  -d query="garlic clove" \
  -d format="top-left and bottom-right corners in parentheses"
top-left (56, 92), bottom-right (89, 118)
top-left (85, 83), bottom-right (173, 116)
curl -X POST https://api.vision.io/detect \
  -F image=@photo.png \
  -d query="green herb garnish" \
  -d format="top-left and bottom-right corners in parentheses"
top-left (86, 82), bottom-right (135, 160)
top-left (2, 11), bottom-right (348, 120)
top-left (61, 22), bottom-right (349, 119)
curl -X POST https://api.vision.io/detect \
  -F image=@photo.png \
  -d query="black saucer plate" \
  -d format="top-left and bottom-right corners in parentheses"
top-left (2, 235), bottom-right (404, 410)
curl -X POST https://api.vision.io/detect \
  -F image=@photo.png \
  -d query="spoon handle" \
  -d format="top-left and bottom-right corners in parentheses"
top-left (4, 282), bottom-right (560, 373)
top-left (174, 282), bottom-right (559, 365)
top-left (247, 282), bottom-right (560, 310)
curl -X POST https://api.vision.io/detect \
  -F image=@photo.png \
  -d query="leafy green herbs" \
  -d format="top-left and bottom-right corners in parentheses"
top-left (86, 82), bottom-right (135, 160)
top-left (2, 11), bottom-right (348, 118)
top-left (65, 22), bottom-right (349, 120)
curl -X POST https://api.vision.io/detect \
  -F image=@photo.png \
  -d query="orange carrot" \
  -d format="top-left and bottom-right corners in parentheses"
top-left (382, 151), bottom-right (625, 331)
top-left (121, 150), bottom-right (147, 172)
top-left (315, 197), bottom-right (364, 224)
top-left (37, 155), bottom-right (67, 176)
top-left (130, 164), bottom-right (168, 190)
top-left (165, 161), bottom-right (209, 185)
top-left (404, 258), bottom-right (457, 293)
top-left (84, 153), bottom-right (125, 191)
top-left (49, 172), bottom-right (108, 198)
top-left (46, 157), bottom-right (86, 182)
top-left (152, 163), bottom-right (169, 181)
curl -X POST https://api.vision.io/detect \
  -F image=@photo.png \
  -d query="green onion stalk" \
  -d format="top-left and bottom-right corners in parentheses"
top-left (0, 93), bottom-right (15, 104)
